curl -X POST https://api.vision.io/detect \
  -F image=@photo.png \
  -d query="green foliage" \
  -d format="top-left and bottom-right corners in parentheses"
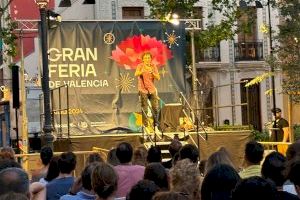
top-left (293, 124), bottom-right (300, 141)
top-left (0, 1), bottom-right (18, 61)
top-left (146, 0), bottom-right (259, 50)
top-left (146, 0), bottom-right (198, 20)
top-left (214, 125), bottom-right (251, 131)
top-left (251, 129), bottom-right (270, 141)
top-left (245, 72), bottom-right (273, 87)
top-left (275, 0), bottom-right (300, 103)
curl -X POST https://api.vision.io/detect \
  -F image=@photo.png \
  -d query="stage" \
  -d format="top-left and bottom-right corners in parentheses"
top-left (53, 130), bottom-right (252, 167)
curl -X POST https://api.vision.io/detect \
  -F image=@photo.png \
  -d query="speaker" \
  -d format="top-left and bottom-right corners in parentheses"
top-left (11, 65), bottom-right (20, 108)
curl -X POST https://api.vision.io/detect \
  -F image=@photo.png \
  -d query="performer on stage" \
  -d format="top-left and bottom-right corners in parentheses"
top-left (270, 108), bottom-right (289, 142)
top-left (135, 52), bottom-right (160, 128)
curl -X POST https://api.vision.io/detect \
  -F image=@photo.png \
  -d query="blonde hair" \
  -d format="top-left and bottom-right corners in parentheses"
top-left (169, 159), bottom-right (201, 200)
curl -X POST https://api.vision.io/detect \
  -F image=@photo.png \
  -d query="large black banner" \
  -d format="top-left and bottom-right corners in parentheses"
top-left (48, 21), bottom-right (186, 136)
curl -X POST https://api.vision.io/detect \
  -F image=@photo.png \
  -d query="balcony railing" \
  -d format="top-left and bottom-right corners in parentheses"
top-left (197, 45), bottom-right (221, 62)
top-left (234, 41), bottom-right (264, 61)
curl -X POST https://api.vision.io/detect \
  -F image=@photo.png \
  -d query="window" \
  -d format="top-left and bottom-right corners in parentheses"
top-left (122, 7), bottom-right (144, 19)
top-left (193, 6), bottom-right (203, 29)
top-left (237, 7), bottom-right (258, 42)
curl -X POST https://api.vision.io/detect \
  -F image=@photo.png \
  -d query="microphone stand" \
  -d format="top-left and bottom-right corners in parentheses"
top-left (187, 67), bottom-right (208, 141)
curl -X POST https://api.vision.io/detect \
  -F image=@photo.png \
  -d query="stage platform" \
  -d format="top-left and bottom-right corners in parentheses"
top-left (53, 130), bottom-right (252, 167)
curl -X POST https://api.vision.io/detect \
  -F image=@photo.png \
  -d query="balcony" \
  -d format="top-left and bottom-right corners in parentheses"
top-left (234, 41), bottom-right (264, 61)
top-left (197, 45), bottom-right (221, 62)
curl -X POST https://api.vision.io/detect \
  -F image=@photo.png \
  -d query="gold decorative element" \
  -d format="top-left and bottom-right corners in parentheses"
top-left (259, 23), bottom-right (269, 33)
top-left (104, 33), bottom-right (115, 45)
top-left (164, 30), bottom-right (180, 48)
top-left (160, 67), bottom-right (168, 77)
top-left (35, 0), bottom-right (49, 8)
top-left (116, 73), bottom-right (135, 92)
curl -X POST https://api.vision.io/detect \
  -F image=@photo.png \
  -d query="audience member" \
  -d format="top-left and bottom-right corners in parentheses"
top-left (107, 148), bottom-right (120, 166)
top-left (152, 191), bottom-right (189, 200)
top-left (0, 167), bottom-right (30, 198)
top-left (92, 162), bottom-right (118, 200)
top-left (231, 176), bottom-right (277, 200)
top-left (284, 141), bottom-right (300, 195)
top-left (205, 148), bottom-right (235, 174)
top-left (239, 140), bottom-right (264, 178)
top-left (288, 159), bottom-right (300, 198)
top-left (114, 142), bottom-right (145, 198)
top-left (126, 180), bottom-right (159, 200)
top-left (0, 192), bottom-right (28, 200)
top-left (46, 152), bottom-right (76, 200)
top-left (162, 139), bottom-right (182, 169)
top-left (0, 147), bottom-right (15, 160)
top-left (0, 159), bottom-right (21, 172)
top-left (86, 153), bottom-right (104, 165)
top-left (40, 156), bottom-right (60, 185)
top-left (147, 146), bottom-right (162, 163)
top-left (262, 151), bottom-right (299, 200)
top-left (201, 164), bottom-right (240, 200)
top-left (286, 141), bottom-right (300, 161)
top-left (132, 146), bottom-right (148, 166)
top-left (31, 146), bottom-right (53, 182)
top-left (144, 163), bottom-right (169, 190)
top-left (178, 144), bottom-right (199, 163)
top-left (60, 162), bottom-right (97, 200)
top-left (169, 159), bottom-right (201, 200)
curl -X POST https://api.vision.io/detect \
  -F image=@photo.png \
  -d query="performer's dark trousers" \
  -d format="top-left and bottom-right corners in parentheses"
top-left (140, 92), bottom-right (159, 127)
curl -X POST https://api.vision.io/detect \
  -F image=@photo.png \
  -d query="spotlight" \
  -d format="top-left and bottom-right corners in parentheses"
top-left (82, 0), bottom-right (95, 4)
top-left (47, 10), bottom-right (62, 28)
top-left (58, 0), bottom-right (71, 7)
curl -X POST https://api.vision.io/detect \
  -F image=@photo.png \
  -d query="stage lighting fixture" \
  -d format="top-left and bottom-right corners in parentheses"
top-left (58, 0), bottom-right (71, 7)
top-left (48, 10), bottom-right (62, 22)
top-left (82, 0), bottom-right (95, 4)
top-left (47, 10), bottom-right (62, 28)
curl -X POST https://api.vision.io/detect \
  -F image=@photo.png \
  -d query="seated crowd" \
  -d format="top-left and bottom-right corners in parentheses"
top-left (0, 139), bottom-right (300, 200)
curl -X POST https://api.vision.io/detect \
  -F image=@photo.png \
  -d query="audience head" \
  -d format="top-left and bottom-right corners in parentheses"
top-left (132, 146), bottom-right (148, 166)
top-left (58, 152), bottom-right (76, 174)
top-left (127, 180), bottom-right (159, 200)
top-left (288, 159), bottom-right (300, 196)
top-left (170, 159), bottom-right (201, 200)
top-left (232, 176), bottom-right (277, 200)
top-left (261, 151), bottom-right (287, 187)
top-left (107, 148), bottom-right (120, 166)
top-left (179, 144), bottom-right (199, 163)
top-left (201, 164), bottom-right (240, 200)
top-left (0, 159), bottom-right (21, 172)
top-left (0, 147), bottom-right (15, 159)
top-left (286, 141), bottom-right (300, 161)
top-left (40, 146), bottom-right (53, 166)
top-left (92, 162), bottom-right (118, 199)
top-left (244, 141), bottom-right (264, 165)
top-left (116, 142), bottom-right (133, 164)
top-left (82, 162), bottom-right (98, 191)
top-left (45, 156), bottom-right (60, 182)
top-left (147, 146), bottom-right (162, 163)
top-left (0, 192), bottom-right (29, 200)
top-left (87, 153), bottom-right (104, 164)
top-left (144, 163), bottom-right (169, 190)
top-left (152, 191), bottom-right (190, 200)
top-left (169, 139), bottom-right (182, 157)
top-left (205, 149), bottom-right (235, 174)
top-left (0, 168), bottom-right (30, 197)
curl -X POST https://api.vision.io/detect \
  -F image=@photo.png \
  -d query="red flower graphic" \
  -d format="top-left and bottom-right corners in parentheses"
top-left (111, 34), bottom-right (172, 70)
